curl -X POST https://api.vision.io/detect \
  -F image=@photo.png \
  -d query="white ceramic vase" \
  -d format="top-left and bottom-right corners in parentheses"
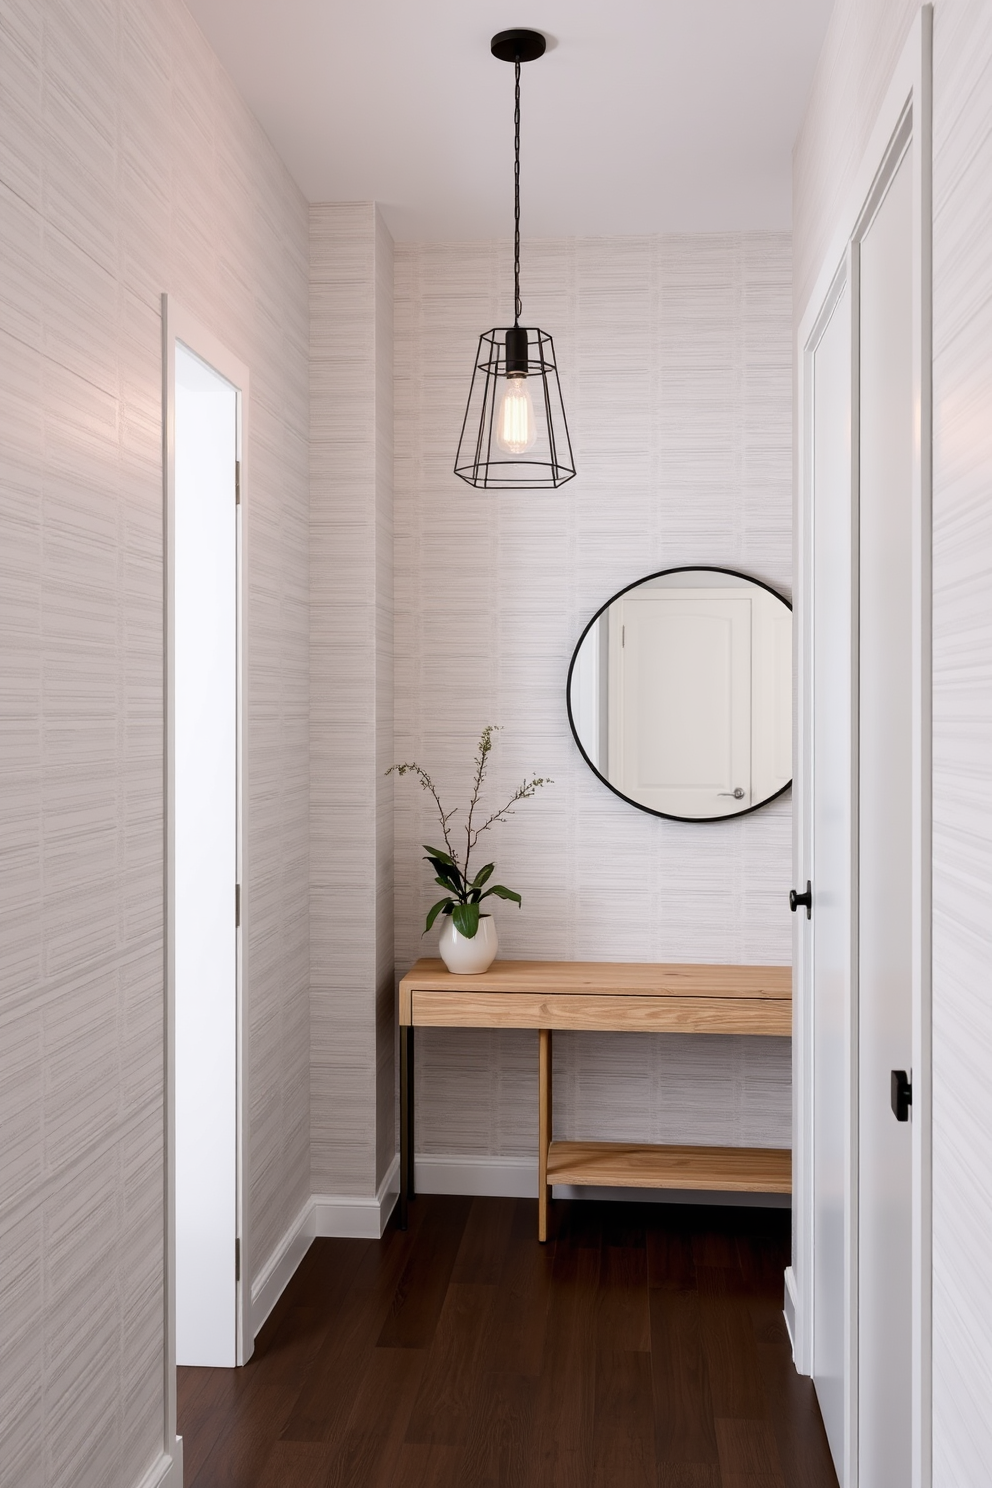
top-left (438, 912), bottom-right (498, 975)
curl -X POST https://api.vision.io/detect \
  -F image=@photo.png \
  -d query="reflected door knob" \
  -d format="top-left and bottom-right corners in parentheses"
top-left (790, 881), bottom-right (812, 919)
top-left (719, 787), bottom-right (746, 799)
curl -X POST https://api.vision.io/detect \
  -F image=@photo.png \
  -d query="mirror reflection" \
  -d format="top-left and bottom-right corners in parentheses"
top-left (567, 567), bottom-right (792, 821)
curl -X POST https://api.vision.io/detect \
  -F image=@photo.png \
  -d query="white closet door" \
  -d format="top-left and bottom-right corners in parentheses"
top-left (858, 149), bottom-right (914, 1488)
top-left (609, 591), bottom-right (751, 816)
top-left (174, 342), bottom-right (238, 1368)
top-left (809, 273), bottom-right (854, 1479)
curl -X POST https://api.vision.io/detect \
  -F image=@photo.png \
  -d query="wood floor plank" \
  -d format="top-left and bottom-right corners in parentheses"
top-left (388, 1441), bottom-right (463, 1488)
top-left (486, 1199), bottom-right (555, 1377)
top-left (598, 1221), bottom-right (651, 1352)
top-left (696, 1266), bottom-right (767, 1420)
top-left (715, 1417), bottom-right (786, 1478)
top-left (454, 1368), bottom-right (536, 1488)
top-left (277, 1275), bottom-right (407, 1442)
top-left (322, 1345), bottom-right (427, 1487)
top-left (650, 1288), bottom-right (720, 1467)
top-left (656, 1465), bottom-right (722, 1487)
top-left (529, 1236), bottom-right (600, 1487)
top-left (185, 1304), bottom-right (331, 1488)
top-left (647, 1212), bottom-right (698, 1293)
top-left (254, 1440), bottom-right (339, 1488)
top-left (404, 1282), bottom-right (498, 1445)
top-left (376, 1194), bottom-right (472, 1349)
top-left (450, 1194), bottom-right (516, 1284)
top-left (593, 1348), bottom-right (656, 1488)
top-left (275, 1222), bottom-right (423, 1444)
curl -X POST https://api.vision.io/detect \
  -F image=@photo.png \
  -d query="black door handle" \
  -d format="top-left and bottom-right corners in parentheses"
top-left (790, 881), bottom-right (812, 919)
top-left (891, 1070), bottom-right (912, 1122)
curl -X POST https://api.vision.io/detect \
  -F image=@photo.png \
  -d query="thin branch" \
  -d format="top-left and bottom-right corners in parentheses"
top-left (463, 726), bottom-right (496, 886)
top-left (387, 762), bottom-right (459, 868)
top-left (468, 776), bottom-right (551, 851)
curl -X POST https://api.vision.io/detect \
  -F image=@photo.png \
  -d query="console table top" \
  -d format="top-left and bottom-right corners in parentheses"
top-left (400, 957), bottom-right (791, 998)
top-left (398, 958), bottom-right (791, 1032)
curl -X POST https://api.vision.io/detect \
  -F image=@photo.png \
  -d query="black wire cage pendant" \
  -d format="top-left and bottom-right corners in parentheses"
top-left (454, 29), bottom-right (576, 490)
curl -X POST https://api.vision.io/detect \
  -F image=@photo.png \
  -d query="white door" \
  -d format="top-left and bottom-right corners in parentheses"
top-left (174, 341), bottom-right (240, 1368)
top-left (808, 268), bottom-right (855, 1477)
top-left (858, 149), bottom-right (914, 1488)
top-left (798, 22), bottom-right (931, 1481)
top-left (609, 590), bottom-right (752, 816)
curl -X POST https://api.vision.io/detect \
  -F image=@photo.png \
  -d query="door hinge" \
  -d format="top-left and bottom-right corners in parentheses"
top-left (235, 883), bottom-right (241, 927)
top-left (235, 459), bottom-right (241, 505)
top-left (235, 1237), bottom-right (241, 1282)
top-left (622, 625), bottom-right (625, 647)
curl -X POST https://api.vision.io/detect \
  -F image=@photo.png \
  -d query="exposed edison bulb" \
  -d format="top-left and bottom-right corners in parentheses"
top-left (495, 373), bottom-right (537, 454)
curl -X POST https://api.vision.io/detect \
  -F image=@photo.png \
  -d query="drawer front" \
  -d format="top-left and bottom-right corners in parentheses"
top-left (409, 990), bottom-right (791, 1036)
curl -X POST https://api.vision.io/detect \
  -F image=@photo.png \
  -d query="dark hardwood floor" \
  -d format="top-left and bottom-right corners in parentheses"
top-left (178, 1195), bottom-right (838, 1488)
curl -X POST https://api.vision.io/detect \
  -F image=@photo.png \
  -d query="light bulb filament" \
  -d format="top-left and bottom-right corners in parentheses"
top-left (496, 373), bottom-right (537, 454)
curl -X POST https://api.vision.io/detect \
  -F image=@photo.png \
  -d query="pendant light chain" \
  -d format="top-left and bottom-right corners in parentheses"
top-left (454, 28), bottom-right (575, 488)
top-left (513, 56), bottom-right (522, 326)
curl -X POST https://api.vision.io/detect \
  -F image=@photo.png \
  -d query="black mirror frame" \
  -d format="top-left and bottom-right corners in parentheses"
top-left (565, 565), bottom-right (794, 824)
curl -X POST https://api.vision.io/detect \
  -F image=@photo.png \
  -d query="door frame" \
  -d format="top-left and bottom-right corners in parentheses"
top-left (163, 295), bottom-right (251, 1387)
top-left (791, 9), bottom-right (932, 1486)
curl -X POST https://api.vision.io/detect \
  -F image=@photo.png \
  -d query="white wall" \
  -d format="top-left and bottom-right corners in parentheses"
top-left (0, 0), bottom-right (310, 1481)
top-left (795, 2), bottom-right (992, 1479)
top-left (394, 233), bottom-right (794, 1163)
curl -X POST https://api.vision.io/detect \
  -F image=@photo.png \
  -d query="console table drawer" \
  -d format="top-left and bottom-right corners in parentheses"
top-left (410, 989), bottom-right (791, 1037)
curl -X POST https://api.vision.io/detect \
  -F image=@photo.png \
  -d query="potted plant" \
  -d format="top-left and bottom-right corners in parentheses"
top-left (389, 726), bottom-right (551, 974)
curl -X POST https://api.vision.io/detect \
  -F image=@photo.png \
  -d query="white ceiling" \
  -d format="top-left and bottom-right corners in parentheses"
top-left (184, 0), bottom-right (834, 241)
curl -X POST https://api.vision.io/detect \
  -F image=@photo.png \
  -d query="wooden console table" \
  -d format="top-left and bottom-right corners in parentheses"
top-left (397, 959), bottom-right (792, 1241)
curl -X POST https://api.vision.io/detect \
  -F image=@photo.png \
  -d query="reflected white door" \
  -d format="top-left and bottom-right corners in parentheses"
top-left (809, 272), bottom-right (854, 1477)
top-left (174, 342), bottom-right (239, 1368)
top-left (609, 591), bottom-right (751, 815)
top-left (858, 150), bottom-right (914, 1488)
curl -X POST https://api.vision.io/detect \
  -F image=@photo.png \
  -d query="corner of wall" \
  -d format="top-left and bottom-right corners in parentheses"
top-left (309, 201), bottom-right (396, 1203)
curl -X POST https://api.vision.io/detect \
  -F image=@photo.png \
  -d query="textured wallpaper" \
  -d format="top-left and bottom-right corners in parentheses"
top-left (0, 0), bottom-right (310, 1482)
top-left (394, 232), bottom-right (794, 1159)
top-left (309, 203), bottom-right (395, 1199)
top-left (931, 3), bottom-right (992, 1480)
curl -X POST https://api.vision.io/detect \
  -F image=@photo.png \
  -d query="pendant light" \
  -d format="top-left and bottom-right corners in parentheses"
top-left (454, 28), bottom-right (576, 490)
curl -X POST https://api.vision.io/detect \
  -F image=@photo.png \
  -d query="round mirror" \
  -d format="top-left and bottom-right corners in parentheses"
top-left (567, 567), bottom-right (792, 822)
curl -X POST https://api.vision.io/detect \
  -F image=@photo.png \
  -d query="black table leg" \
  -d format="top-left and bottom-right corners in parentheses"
top-left (399, 1025), bottom-right (415, 1229)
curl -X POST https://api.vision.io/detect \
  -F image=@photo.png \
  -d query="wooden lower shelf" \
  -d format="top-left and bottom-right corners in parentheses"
top-left (546, 1140), bottom-right (792, 1194)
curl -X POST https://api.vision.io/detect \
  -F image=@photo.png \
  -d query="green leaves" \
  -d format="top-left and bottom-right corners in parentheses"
top-left (482, 884), bottom-right (522, 907)
top-left (424, 847), bottom-right (464, 898)
top-left (424, 898), bottom-right (454, 934)
top-left (451, 901), bottom-right (480, 939)
top-left (470, 863), bottom-right (495, 890)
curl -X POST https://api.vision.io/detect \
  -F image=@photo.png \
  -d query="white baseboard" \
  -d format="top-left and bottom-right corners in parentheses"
top-left (415, 1153), bottom-right (791, 1209)
top-left (783, 1264), bottom-right (798, 1357)
top-left (135, 1442), bottom-right (182, 1488)
top-left (250, 1197), bottom-right (317, 1341)
top-left (415, 1154), bottom-right (537, 1197)
top-left (314, 1154), bottom-right (400, 1241)
top-left (249, 1158), bottom-right (399, 1342)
